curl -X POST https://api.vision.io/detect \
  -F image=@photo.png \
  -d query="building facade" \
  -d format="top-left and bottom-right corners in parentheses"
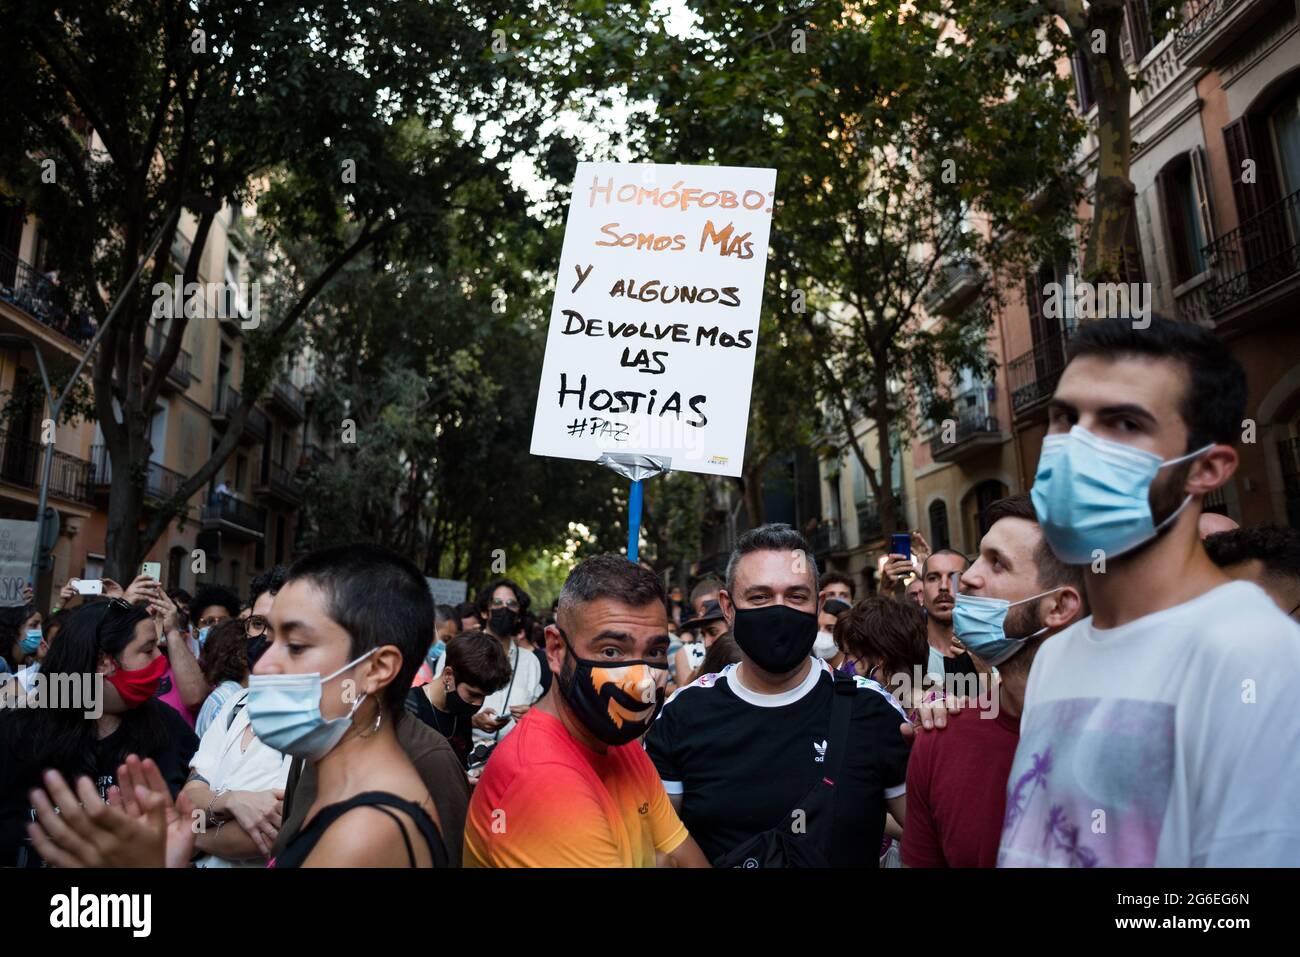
top-left (814, 0), bottom-right (1300, 583)
top-left (0, 192), bottom-right (317, 608)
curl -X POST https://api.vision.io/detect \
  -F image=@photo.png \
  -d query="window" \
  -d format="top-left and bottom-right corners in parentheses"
top-left (1071, 49), bottom-right (1095, 113)
top-left (973, 480), bottom-right (1007, 540)
top-left (275, 515), bottom-right (286, 566)
top-left (230, 560), bottom-right (241, 592)
top-left (167, 547), bottom-right (185, 591)
top-left (1157, 151), bottom-right (1213, 284)
top-left (1124, 0), bottom-right (1153, 62)
top-left (929, 500), bottom-right (951, 551)
top-left (234, 454), bottom-right (246, 492)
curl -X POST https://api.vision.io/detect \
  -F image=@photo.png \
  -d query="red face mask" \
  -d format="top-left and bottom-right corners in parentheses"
top-left (105, 653), bottom-right (168, 708)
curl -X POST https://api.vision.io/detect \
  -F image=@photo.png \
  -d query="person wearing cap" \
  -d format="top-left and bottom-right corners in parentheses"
top-left (673, 600), bottom-right (727, 686)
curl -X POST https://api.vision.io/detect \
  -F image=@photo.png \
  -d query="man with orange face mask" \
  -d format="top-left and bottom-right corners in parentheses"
top-left (462, 554), bottom-right (710, 867)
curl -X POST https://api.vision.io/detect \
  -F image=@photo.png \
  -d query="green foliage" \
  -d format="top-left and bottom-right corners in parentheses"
top-left (550, 0), bottom-right (1084, 532)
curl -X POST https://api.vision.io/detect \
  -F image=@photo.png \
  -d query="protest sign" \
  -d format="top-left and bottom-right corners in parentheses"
top-left (0, 520), bottom-right (36, 607)
top-left (426, 577), bottom-right (468, 605)
top-left (530, 162), bottom-right (777, 478)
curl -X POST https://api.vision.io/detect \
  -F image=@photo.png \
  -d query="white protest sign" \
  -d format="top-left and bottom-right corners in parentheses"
top-left (426, 578), bottom-right (468, 606)
top-left (530, 161), bottom-right (777, 477)
top-left (0, 520), bottom-right (36, 607)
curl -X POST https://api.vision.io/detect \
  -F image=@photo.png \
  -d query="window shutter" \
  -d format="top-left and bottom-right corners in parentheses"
top-left (1189, 144), bottom-right (1216, 260)
top-left (1157, 163), bottom-right (1191, 284)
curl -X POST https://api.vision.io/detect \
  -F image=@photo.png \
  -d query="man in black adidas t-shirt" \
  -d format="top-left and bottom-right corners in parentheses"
top-left (645, 524), bottom-right (909, 867)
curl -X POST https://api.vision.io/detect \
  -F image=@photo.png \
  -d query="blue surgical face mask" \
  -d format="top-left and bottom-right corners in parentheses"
top-left (20, 628), bottom-right (42, 655)
top-left (246, 648), bottom-right (378, 760)
top-left (197, 626), bottom-right (210, 647)
top-left (953, 588), bottom-right (1062, 667)
top-left (427, 639), bottom-right (446, 664)
top-left (1031, 426), bottom-right (1212, 565)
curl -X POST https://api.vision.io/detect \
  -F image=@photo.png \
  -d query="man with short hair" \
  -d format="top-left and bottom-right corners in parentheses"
top-left (903, 495), bottom-right (1086, 868)
top-left (455, 601), bottom-right (480, 633)
top-left (689, 578), bottom-right (722, 617)
top-left (920, 549), bottom-right (978, 687)
top-left (1204, 524), bottom-right (1300, 619)
top-left (407, 631), bottom-right (511, 769)
top-left (646, 523), bottom-right (909, 867)
top-left (464, 554), bottom-right (708, 867)
top-left (1000, 315), bottom-right (1300, 867)
top-left (436, 578), bottom-right (543, 742)
top-left (819, 572), bottom-right (855, 607)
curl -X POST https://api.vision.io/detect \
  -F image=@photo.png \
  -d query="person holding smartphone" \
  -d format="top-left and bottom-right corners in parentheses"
top-left (433, 578), bottom-right (543, 744)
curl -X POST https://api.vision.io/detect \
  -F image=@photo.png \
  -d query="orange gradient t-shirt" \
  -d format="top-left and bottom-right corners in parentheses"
top-left (464, 708), bottom-right (688, 867)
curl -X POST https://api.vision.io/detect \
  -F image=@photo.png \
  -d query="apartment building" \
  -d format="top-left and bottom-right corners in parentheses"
top-left (0, 195), bottom-right (319, 607)
top-left (811, 1), bottom-right (1300, 585)
top-left (1012, 0), bottom-right (1300, 527)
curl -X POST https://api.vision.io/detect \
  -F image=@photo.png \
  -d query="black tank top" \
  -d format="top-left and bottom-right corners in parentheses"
top-left (273, 791), bottom-right (449, 868)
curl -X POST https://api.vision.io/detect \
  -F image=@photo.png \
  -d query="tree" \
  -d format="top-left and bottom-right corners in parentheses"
top-left (1006, 1), bottom-right (1181, 281)
top-left (0, 0), bottom-right (557, 578)
top-left (296, 185), bottom-right (627, 586)
top-left (557, 0), bottom-right (1083, 536)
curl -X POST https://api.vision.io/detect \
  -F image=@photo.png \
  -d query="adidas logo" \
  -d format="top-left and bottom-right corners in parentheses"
top-left (813, 739), bottom-right (827, 763)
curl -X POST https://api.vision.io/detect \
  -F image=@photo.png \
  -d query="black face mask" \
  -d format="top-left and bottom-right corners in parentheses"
top-left (489, 607), bottom-right (519, 637)
top-left (556, 629), bottom-right (667, 746)
top-left (441, 681), bottom-right (483, 717)
top-left (731, 603), bottom-right (818, 674)
top-left (247, 635), bottom-right (270, 670)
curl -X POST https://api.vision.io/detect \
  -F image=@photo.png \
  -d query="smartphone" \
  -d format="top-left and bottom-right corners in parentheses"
top-left (889, 533), bottom-right (912, 559)
top-left (140, 562), bottom-right (161, 582)
top-left (72, 579), bottom-right (103, 596)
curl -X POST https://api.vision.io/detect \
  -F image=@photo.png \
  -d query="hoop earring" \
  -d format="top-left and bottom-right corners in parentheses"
top-left (358, 703), bottom-right (383, 738)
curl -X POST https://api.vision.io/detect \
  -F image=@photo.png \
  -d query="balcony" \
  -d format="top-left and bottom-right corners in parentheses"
top-left (212, 385), bottom-right (269, 445)
top-left (0, 430), bottom-right (95, 504)
top-left (856, 490), bottom-right (904, 546)
top-left (144, 335), bottom-right (192, 393)
top-left (297, 443), bottom-right (331, 473)
top-left (929, 411), bottom-right (1001, 463)
top-left (922, 257), bottom-right (983, 317)
top-left (201, 492), bottom-right (266, 541)
top-left (268, 379), bottom-right (306, 422)
top-left (255, 460), bottom-right (302, 506)
top-left (1007, 327), bottom-right (1075, 420)
top-left (809, 520), bottom-right (842, 557)
top-left (0, 248), bottom-right (95, 345)
top-left (1174, 0), bottom-right (1280, 67)
top-left (1189, 187), bottom-right (1300, 327)
top-left (90, 445), bottom-right (187, 506)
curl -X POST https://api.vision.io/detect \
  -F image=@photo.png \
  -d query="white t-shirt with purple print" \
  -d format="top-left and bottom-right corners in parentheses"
top-left (999, 581), bottom-right (1300, 867)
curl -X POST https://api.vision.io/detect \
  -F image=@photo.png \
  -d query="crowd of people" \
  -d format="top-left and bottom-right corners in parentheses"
top-left (0, 314), bottom-right (1298, 868)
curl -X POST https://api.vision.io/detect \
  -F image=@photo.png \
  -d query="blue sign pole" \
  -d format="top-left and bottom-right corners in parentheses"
top-left (627, 479), bottom-right (644, 562)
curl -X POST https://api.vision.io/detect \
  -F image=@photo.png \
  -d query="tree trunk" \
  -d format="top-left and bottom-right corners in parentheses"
top-left (104, 434), bottom-right (147, 581)
top-left (741, 457), bottom-right (766, 530)
top-left (1080, 4), bottom-right (1136, 282)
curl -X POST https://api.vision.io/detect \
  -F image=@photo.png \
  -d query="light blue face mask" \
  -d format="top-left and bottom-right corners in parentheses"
top-left (427, 639), bottom-right (446, 664)
top-left (953, 588), bottom-right (1062, 667)
top-left (197, 626), bottom-right (210, 647)
top-left (1031, 426), bottom-right (1212, 565)
top-left (246, 648), bottom-right (377, 760)
top-left (19, 628), bottom-right (42, 655)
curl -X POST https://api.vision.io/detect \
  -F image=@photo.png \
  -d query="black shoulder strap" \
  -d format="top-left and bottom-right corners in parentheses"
top-left (825, 673), bottom-right (856, 786)
top-left (327, 791), bottom-right (449, 868)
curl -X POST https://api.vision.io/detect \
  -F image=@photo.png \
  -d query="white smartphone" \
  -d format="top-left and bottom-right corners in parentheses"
top-left (72, 579), bottom-right (103, 596)
top-left (140, 562), bottom-right (162, 582)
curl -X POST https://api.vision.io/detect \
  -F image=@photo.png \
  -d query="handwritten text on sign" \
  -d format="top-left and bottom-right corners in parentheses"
top-left (0, 520), bottom-right (36, 607)
top-left (529, 162), bottom-right (777, 478)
